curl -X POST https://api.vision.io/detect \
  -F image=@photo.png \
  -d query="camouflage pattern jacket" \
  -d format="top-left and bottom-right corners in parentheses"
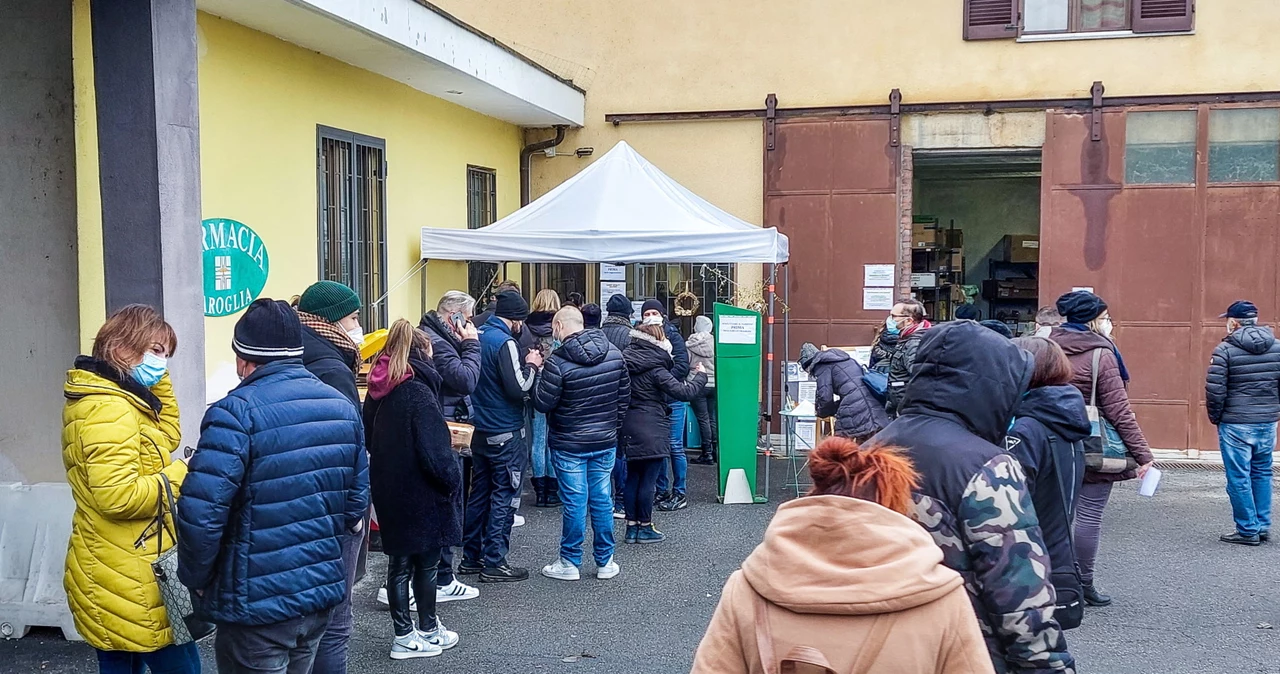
top-left (873, 321), bottom-right (1075, 674)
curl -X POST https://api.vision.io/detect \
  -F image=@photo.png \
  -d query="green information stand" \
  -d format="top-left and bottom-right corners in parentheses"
top-left (713, 302), bottom-right (763, 502)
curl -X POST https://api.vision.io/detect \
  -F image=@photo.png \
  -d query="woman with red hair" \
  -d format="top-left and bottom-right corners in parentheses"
top-left (692, 437), bottom-right (992, 674)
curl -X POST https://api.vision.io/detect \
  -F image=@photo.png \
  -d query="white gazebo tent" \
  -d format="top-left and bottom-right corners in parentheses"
top-left (418, 140), bottom-right (791, 498)
top-left (419, 140), bottom-right (788, 264)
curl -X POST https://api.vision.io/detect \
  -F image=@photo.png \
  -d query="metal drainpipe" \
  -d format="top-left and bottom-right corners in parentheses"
top-left (520, 125), bottom-right (568, 206)
top-left (519, 125), bottom-right (567, 290)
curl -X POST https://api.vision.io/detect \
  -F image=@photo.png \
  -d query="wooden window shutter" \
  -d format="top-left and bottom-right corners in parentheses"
top-left (1132, 0), bottom-right (1195, 33)
top-left (964, 0), bottom-right (1018, 40)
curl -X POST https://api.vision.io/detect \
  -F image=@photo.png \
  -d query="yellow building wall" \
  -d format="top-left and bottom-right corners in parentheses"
top-left (71, 6), bottom-right (523, 376)
top-left (437, 0), bottom-right (1280, 285)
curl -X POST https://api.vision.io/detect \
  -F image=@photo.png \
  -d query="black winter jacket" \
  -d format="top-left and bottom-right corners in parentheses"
top-left (886, 327), bottom-right (926, 417)
top-left (301, 325), bottom-right (360, 410)
top-left (526, 311), bottom-right (556, 357)
top-left (872, 321), bottom-right (1073, 672)
top-left (809, 349), bottom-right (889, 440)
top-left (534, 329), bottom-right (631, 453)
top-left (621, 331), bottom-right (706, 461)
top-left (363, 355), bottom-right (462, 556)
top-left (602, 314), bottom-right (633, 353)
top-left (1206, 325), bottom-right (1280, 425)
top-left (419, 312), bottom-right (482, 422)
top-left (869, 331), bottom-right (899, 373)
top-left (1007, 384), bottom-right (1090, 629)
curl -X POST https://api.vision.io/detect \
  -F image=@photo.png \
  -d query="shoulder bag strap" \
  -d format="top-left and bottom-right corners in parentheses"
top-left (1089, 348), bottom-right (1103, 408)
top-left (753, 592), bottom-right (779, 674)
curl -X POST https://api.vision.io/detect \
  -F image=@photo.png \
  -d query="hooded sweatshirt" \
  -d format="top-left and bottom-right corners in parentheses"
top-left (1007, 385), bottom-right (1091, 629)
top-left (692, 495), bottom-right (994, 674)
top-left (686, 331), bottom-right (716, 387)
top-left (873, 321), bottom-right (1074, 673)
top-left (1206, 324), bottom-right (1280, 425)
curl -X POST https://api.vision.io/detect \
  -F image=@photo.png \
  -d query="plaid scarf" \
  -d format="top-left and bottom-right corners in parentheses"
top-left (296, 310), bottom-right (361, 371)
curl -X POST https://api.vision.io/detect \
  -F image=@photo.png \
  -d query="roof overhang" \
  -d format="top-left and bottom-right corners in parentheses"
top-left (197, 0), bottom-right (585, 127)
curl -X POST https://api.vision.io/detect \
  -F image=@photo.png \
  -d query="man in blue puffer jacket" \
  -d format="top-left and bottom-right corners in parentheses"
top-left (178, 299), bottom-right (369, 673)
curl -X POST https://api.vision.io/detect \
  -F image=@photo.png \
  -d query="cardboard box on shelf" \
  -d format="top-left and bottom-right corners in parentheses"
top-left (1001, 235), bottom-right (1040, 263)
top-left (938, 229), bottom-right (964, 250)
top-left (982, 279), bottom-right (1039, 300)
top-left (933, 250), bottom-right (964, 272)
top-left (912, 223), bottom-right (940, 248)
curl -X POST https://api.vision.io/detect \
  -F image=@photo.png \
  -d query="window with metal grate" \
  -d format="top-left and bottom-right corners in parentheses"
top-left (466, 165), bottom-right (500, 304)
top-left (318, 126), bottom-right (388, 329)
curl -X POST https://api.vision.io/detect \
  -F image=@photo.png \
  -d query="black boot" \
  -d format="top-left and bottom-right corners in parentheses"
top-left (691, 447), bottom-right (714, 465)
top-left (1082, 584), bottom-right (1112, 607)
top-left (532, 477), bottom-right (550, 508)
top-left (545, 477), bottom-right (562, 507)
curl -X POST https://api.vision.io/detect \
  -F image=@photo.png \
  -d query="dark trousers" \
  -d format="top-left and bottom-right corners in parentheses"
top-left (612, 447), bottom-right (627, 505)
top-left (1073, 481), bottom-right (1114, 586)
top-left (311, 530), bottom-right (362, 674)
top-left (462, 429), bottom-right (527, 567)
top-left (691, 386), bottom-right (718, 450)
top-left (624, 458), bottom-right (664, 523)
top-left (215, 608), bottom-right (334, 674)
top-left (387, 549), bottom-right (442, 636)
top-left (96, 643), bottom-right (200, 674)
top-left (436, 453), bottom-right (470, 586)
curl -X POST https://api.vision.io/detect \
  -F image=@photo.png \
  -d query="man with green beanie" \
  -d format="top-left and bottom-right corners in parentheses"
top-left (296, 280), bottom-right (364, 409)
top-left (294, 279), bottom-right (365, 674)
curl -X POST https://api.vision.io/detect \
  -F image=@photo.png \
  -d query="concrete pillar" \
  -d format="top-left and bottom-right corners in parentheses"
top-left (91, 0), bottom-right (205, 446)
top-left (0, 1), bottom-right (80, 483)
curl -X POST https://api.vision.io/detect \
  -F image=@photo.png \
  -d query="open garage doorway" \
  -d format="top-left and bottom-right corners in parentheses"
top-left (911, 149), bottom-right (1044, 334)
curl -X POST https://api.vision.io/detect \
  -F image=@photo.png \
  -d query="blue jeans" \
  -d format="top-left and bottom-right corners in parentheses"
top-left (96, 643), bottom-right (200, 674)
top-left (551, 447), bottom-right (617, 566)
top-left (1219, 422), bottom-right (1275, 537)
top-left (463, 429), bottom-right (527, 567)
top-left (656, 402), bottom-right (687, 496)
top-left (531, 412), bottom-right (555, 479)
top-left (311, 529), bottom-right (363, 674)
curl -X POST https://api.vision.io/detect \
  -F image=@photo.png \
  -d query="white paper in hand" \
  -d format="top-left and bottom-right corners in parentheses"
top-left (1138, 466), bottom-right (1162, 497)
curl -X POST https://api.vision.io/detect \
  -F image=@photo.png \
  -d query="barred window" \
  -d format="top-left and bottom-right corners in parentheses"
top-left (318, 126), bottom-right (387, 329)
top-left (466, 166), bottom-right (500, 302)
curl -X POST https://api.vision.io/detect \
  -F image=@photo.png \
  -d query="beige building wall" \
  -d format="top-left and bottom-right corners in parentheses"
top-left (436, 0), bottom-right (1279, 222)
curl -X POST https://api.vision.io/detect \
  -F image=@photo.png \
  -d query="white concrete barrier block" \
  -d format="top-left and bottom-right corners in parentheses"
top-left (0, 482), bottom-right (80, 640)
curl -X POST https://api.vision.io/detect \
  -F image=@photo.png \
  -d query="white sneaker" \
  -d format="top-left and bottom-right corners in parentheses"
top-left (418, 622), bottom-right (460, 651)
top-left (390, 632), bottom-right (441, 660)
top-left (377, 585), bottom-right (416, 612)
top-left (436, 579), bottom-right (479, 603)
top-left (541, 557), bottom-right (581, 581)
top-left (513, 514), bottom-right (526, 527)
top-left (597, 557), bottom-right (620, 580)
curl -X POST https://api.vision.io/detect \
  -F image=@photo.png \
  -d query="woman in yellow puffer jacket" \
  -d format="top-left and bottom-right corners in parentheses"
top-left (62, 305), bottom-right (199, 673)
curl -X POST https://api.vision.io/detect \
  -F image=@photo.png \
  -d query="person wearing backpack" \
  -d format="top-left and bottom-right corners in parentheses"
top-left (691, 436), bottom-right (993, 674)
top-left (798, 343), bottom-right (889, 443)
top-left (1007, 337), bottom-right (1091, 631)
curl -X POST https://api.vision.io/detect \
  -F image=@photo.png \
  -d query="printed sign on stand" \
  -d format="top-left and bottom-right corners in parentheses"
top-left (600, 281), bottom-right (627, 304)
top-left (719, 314), bottom-right (757, 344)
top-left (600, 263), bottom-right (627, 281)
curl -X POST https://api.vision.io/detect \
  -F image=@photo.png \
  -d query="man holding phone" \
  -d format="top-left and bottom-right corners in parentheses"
top-left (414, 290), bottom-right (483, 602)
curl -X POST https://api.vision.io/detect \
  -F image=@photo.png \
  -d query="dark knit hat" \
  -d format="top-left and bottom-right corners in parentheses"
top-left (979, 319), bottom-right (1013, 338)
top-left (494, 290), bottom-right (530, 321)
top-left (955, 304), bottom-right (980, 321)
top-left (582, 303), bottom-right (602, 329)
top-left (298, 280), bottom-right (361, 323)
top-left (606, 293), bottom-right (633, 317)
top-left (641, 299), bottom-right (665, 316)
top-left (798, 342), bottom-right (820, 370)
top-left (233, 299), bottom-right (304, 364)
top-left (1056, 291), bottom-right (1108, 324)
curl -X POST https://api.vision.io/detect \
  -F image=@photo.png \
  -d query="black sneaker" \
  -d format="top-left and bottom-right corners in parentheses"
top-left (1220, 532), bottom-right (1262, 546)
top-left (457, 560), bottom-right (484, 575)
top-left (654, 491), bottom-right (672, 506)
top-left (657, 493), bottom-right (688, 511)
top-left (480, 563), bottom-right (530, 583)
top-left (691, 453), bottom-right (715, 465)
top-left (1082, 584), bottom-right (1112, 607)
top-left (1261, 530), bottom-right (1270, 543)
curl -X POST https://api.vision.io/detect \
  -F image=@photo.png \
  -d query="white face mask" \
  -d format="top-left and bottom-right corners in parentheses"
top-left (346, 325), bottom-right (365, 347)
top-left (1099, 317), bottom-right (1113, 338)
top-left (642, 315), bottom-right (664, 327)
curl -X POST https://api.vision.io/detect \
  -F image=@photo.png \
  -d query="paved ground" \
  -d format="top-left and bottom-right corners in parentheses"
top-left (5, 461), bottom-right (1280, 673)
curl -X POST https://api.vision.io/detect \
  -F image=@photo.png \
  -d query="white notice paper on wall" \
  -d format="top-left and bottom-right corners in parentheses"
top-left (863, 288), bottom-right (894, 311)
top-left (864, 264), bottom-right (895, 287)
top-left (600, 281), bottom-right (627, 303)
top-left (631, 301), bottom-right (645, 321)
top-left (719, 315), bottom-right (757, 344)
top-left (798, 381), bottom-right (817, 404)
top-left (600, 263), bottom-right (627, 281)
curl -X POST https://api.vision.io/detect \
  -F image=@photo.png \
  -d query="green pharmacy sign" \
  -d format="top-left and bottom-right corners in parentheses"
top-left (202, 218), bottom-right (269, 317)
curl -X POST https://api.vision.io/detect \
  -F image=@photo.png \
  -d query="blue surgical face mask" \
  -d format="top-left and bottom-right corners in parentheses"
top-left (132, 352), bottom-right (167, 388)
top-left (885, 316), bottom-right (900, 335)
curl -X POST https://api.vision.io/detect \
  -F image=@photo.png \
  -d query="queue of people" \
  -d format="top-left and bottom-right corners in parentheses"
top-left (61, 278), bottom-right (720, 673)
